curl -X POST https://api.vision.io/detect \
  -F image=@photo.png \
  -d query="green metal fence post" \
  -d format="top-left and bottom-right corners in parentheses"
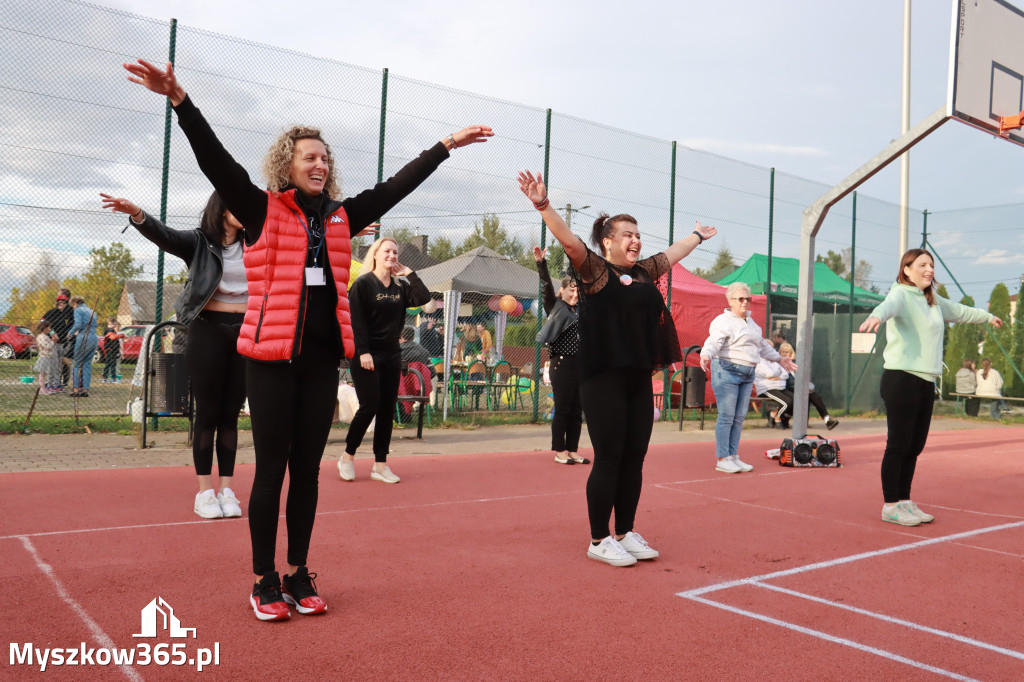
top-left (153, 18), bottom-right (177, 431)
top-left (532, 109), bottom-right (552, 421)
top-left (663, 141), bottom-right (677, 414)
top-left (921, 209), bottom-right (929, 249)
top-left (846, 191), bottom-right (857, 415)
top-left (377, 68), bottom-right (388, 184)
top-left (766, 168), bottom-right (774, 334)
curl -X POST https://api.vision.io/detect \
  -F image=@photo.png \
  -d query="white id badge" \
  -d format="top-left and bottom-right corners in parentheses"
top-left (305, 267), bottom-right (325, 286)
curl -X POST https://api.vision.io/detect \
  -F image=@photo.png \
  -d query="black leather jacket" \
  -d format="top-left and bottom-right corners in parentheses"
top-left (129, 213), bottom-right (231, 325)
top-left (535, 258), bottom-right (578, 346)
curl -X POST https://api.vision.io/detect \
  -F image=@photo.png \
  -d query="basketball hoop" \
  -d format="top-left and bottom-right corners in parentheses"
top-left (998, 110), bottom-right (1024, 135)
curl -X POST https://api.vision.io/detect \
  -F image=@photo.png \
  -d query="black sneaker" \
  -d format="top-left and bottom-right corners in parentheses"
top-left (282, 567), bottom-right (327, 615)
top-left (826, 418), bottom-right (839, 430)
top-left (250, 572), bottom-right (290, 621)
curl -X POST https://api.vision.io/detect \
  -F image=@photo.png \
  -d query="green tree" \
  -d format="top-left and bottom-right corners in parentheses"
top-left (982, 283), bottom-right (1012, 381)
top-left (165, 268), bottom-right (189, 284)
top-left (1010, 278), bottom-right (1024, 397)
top-left (5, 253), bottom-right (62, 325)
top-left (428, 235), bottom-right (456, 263)
top-left (65, 243), bottom-right (144, 322)
top-left (815, 249), bottom-right (845, 277)
top-left (943, 294), bottom-right (981, 397)
top-left (461, 213), bottom-right (530, 267)
top-left (693, 246), bottom-right (736, 281)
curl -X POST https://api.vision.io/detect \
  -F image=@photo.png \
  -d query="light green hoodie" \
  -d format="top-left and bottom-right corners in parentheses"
top-left (869, 283), bottom-right (994, 382)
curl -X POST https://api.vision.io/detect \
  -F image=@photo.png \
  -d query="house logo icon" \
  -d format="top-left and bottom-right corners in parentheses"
top-left (133, 597), bottom-right (196, 638)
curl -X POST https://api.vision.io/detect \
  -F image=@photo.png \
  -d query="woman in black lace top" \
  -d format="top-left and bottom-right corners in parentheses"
top-left (518, 170), bottom-right (717, 567)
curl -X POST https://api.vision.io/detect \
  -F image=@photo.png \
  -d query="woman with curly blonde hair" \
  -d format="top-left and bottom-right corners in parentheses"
top-left (125, 58), bottom-right (492, 622)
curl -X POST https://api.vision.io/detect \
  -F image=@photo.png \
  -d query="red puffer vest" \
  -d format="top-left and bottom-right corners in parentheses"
top-left (237, 190), bottom-right (355, 361)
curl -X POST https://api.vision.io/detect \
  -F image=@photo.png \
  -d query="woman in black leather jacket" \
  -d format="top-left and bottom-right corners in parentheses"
top-left (534, 247), bottom-right (588, 465)
top-left (101, 191), bottom-right (247, 522)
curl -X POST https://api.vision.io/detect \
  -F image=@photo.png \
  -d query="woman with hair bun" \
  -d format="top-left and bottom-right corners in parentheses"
top-left (125, 58), bottom-right (492, 621)
top-left (518, 169), bottom-right (716, 568)
top-left (861, 248), bottom-right (1000, 527)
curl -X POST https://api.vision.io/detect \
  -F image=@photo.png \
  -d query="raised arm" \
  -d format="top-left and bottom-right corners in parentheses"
top-left (662, 221), bottom-right (718, 267)
top-left (533, 247), bottom-right (558, 314)
top-left (100, 193), bottom-right (196, 262)
top-left (517, 171), bottom-right (587, 269)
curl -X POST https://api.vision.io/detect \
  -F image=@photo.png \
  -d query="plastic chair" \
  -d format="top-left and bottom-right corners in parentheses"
top-left (460, 360), bottom-right (488, 410)
top-left (487, 360), bottom-right (516, 410)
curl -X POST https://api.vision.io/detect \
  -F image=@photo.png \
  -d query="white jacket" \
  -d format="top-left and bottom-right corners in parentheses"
top-left (975, 369), bottom-right (1003, 398)
top-left (701, 309), bottom-right (781, 367)
top-left (754, 358), bottom-right (788, 395)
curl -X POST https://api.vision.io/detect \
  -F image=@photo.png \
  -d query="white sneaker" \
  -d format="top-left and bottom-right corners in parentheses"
top-left (731, 454), bottom-right (753, 472)
top-left (338, 458), bottom-right (355, 482)
top-left (715, 457), bottom-right (742, 474)
top-left (900, 501), bottom-right (934, 523)
top-left (194, 489), bottom-right (223, 519)
top-left (618, 531), bottom-right (659, 560)
top-left (217, 488), bottom-right (242, 518)
top-left (881, 503), bottom-right (920, 526)
top-left (370, 465), bottom-right (400, 484)
top-left (587, 537), bottom-right (637, 567)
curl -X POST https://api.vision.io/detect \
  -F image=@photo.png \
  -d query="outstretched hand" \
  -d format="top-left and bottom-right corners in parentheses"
top-left (518, 170), bottom-right (547, 205)
top-left (991, 317), bottom-right (1003, 329)
top-left (859, 317), bottom-right (881, 333)
top-left (451, 125), bottom-right (494, 148)
top-left (779, 357), bottom-right (798, 372)
top-left (123, 60), bottom-right (186, 106)
top-left (532, 246), bottom-right (547, 262)
top-left (694, 220), bottom-right (717, 242)
top-left (99, 193), bottom-right (141, 219)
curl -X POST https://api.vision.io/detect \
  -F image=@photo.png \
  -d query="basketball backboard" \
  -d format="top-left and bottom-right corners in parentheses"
top-left (949, 0), bottom-right (1024, 145)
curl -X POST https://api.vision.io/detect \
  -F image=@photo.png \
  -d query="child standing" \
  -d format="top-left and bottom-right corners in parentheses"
top-left (102, 317), bottom-right (124, 383)
top-left (33, 320), bottom-right (60, 393)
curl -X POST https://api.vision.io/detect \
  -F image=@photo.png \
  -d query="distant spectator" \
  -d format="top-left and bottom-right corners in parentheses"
top-left (418, 317), bottom-right (443, 356)
top-left (33, 320), bottom-right (60, 394)
top-left (102, 317), bottom-right (125, 383)
top-left (954, 358), bottom-right (979, 417)
top-left (476, 322), bottom-right (493, 358)
top-left (399, 326), bottom-right (436, 379)
top-left (770, 329), bottom-right (788, 350)
top-left (67, 296), bottom-right (98, 397)
top-left (42, 289), bottom-right (74, 387)
top-left (976, 357), bottom-right (1007, 419)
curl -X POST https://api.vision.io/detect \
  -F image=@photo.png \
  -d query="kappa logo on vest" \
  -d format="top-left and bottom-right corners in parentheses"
top-left (328, 215), bottom-right (345, 224)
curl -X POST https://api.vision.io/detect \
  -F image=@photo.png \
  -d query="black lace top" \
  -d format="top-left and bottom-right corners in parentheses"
top-left (572, 239), bottom-right (681, 378)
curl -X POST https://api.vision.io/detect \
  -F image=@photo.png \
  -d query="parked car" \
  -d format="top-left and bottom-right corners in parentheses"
top-left (0, 322), bottom-right (38, 359)
top-left (96, 324), bottom-right (148, 363)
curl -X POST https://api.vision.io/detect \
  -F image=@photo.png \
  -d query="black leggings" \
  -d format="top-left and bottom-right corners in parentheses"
top-left (346, 362), bottom-right (401, 461)
top-left (246, 343), bottom-right (341, 576)
top-left (880, 369), bottom-right (935, 503)
top-left (103, 350), bottom-right (119, 381)
top-left (549, 355), bottom-right (583, 452)
top-left (763, 388), bottom-right (828, 420)
top-left (185, 311), bottom-right (246, 477)
top-left (580, 368), bottom-right (653, 539)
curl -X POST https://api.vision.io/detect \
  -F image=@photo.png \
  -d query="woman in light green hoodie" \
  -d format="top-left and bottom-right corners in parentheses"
top-left (860, 249), bottom-right (1002, 527)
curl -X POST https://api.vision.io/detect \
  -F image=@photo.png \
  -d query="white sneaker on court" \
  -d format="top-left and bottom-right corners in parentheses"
top-left (715, 457), bottom-right (742, 474)
top-left (194, 489), bottom-right (223, 519)
top-left (338, 458), bottom-right (355, 482)
top-left (217, 488), bottom-right (242, 518)
top-left (730, 455), bottom-right (753, 472)
top-left (587, 537), bottom-right (637, 567)
top-left (618, 531), bottom-right (659, 560)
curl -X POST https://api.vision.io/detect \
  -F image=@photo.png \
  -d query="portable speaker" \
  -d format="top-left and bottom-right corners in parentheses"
top-left (779, 436), bottom-right (841, 467)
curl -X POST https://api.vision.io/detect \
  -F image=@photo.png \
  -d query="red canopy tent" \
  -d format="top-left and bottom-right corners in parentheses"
top-left (657, 263), bottom-right (768, 408)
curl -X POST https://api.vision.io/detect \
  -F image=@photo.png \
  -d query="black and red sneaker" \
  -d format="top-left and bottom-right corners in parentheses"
top-left (250, 572), bottom-right (290, 621)
top-left (282, 567), bottom-right (327, 615)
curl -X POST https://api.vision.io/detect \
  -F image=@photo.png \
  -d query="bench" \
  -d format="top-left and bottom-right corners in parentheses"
top-left (396, 365), bottom-right (430, 439)
top-left (949, 392), bottom-right (1024, 417)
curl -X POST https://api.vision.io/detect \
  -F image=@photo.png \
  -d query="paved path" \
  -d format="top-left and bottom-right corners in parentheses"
top-left (0, 415), bottom-right (1004, 473)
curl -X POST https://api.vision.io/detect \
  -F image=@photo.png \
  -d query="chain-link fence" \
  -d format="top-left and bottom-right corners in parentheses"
top-left (2, 0), bottom-right (1019, 424)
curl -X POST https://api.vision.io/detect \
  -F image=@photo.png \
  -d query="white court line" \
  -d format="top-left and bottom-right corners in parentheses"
top-left (0, 491), bottom-right (565, 541)
top-left (680, 520), bottom-right (1024, 598)
top-left (18, 536), bottom-right (143, 682)
top-left (684, 594), bottom-right (979, 682)
top-left (755, 582), bottom-right (1024, 662)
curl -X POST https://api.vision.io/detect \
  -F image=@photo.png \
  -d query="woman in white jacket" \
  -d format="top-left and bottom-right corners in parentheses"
top-left (975, 357), bottom-right (1007, 419)
top-left (701, 282), bottom-right (796, 473)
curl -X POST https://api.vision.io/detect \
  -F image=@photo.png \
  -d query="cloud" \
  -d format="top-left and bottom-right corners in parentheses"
top-left (679, 138), bottom-right (828, 158)
top-left (972, 249), bottom-right (1024, 266)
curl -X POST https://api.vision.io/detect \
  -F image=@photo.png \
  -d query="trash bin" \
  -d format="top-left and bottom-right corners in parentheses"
top-left (149, 352), bottom-right (189, 414)
top-left (683, 366), bottom-right (706, 407)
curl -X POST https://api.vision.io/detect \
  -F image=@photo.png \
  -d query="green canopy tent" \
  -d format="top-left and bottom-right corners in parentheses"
top-left (715, 254), bottom-right (884, 312)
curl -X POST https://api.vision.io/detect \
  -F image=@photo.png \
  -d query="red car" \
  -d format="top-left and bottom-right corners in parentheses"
top-left (0, 322), bottom-right (38, 359)
top-left (96, 325), bottom-right (148, 363)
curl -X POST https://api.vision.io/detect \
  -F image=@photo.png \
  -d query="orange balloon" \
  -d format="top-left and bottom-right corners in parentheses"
top-left (499, 295), bottom-right (517, 313)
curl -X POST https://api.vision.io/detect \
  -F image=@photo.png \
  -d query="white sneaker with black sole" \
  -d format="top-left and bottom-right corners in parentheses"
top-left (587, 537), bottom-right (637, 567)
top-left (618, 531), bottom-right (659, 560)
top-left (194, 489), bottom-right (223, 519)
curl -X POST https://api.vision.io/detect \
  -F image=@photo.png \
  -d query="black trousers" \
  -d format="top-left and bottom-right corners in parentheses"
top-left (764, 388), bottom-right (828, 420)
top-left (246, 342), bottom-right (341, 575)
top-left (103, 350), bottom-right (119, 380)
top-left (346, 361), bottom-right (402, 462)
top-left (185, 312), bottom-right (246, 477)
top-left (580, 368), bottom-right (653, 539)
top-left (880, 369), bottom-right (935, 503)
top-left (549, 354), bottom-right (583, 452)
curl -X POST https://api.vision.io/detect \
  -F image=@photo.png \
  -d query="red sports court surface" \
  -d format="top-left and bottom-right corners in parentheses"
top-left (2, 426), bottom-right (1022, 680)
